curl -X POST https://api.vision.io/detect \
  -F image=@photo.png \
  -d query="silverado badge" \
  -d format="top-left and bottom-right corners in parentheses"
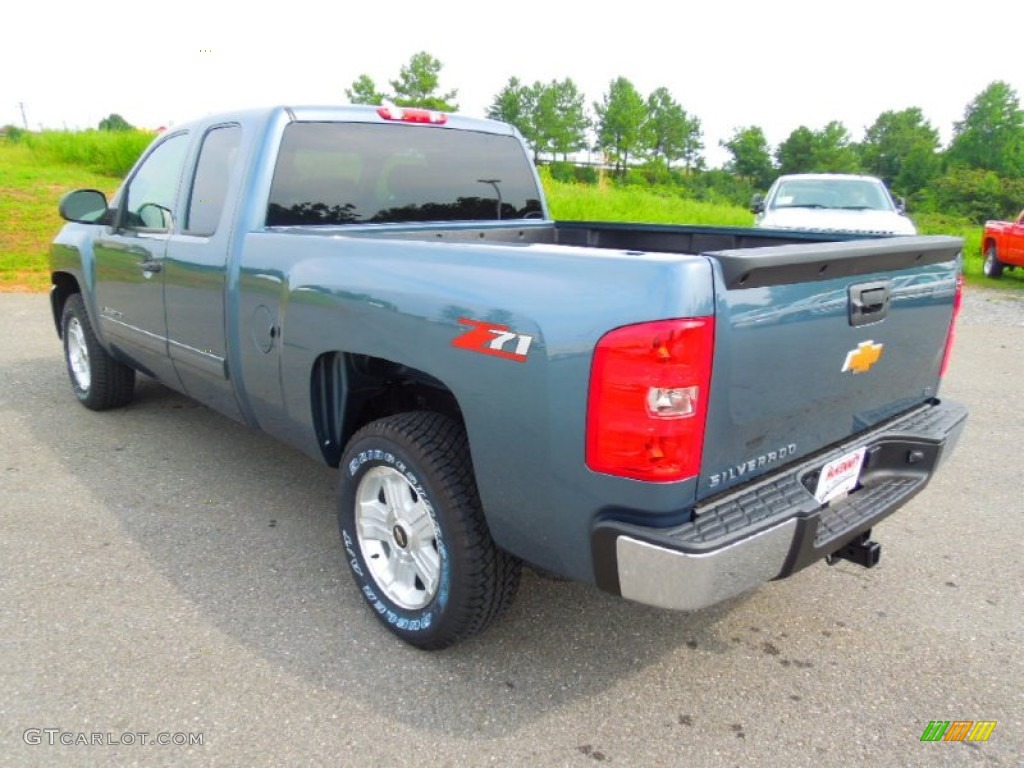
top-left (841, 340), bottom-right (884, 374)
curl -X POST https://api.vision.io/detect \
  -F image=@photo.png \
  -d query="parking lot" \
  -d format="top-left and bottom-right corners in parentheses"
top-left (1, 290), bottom-right (1021, 767)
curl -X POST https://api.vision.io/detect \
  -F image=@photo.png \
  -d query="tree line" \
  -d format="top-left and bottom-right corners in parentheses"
top-left (723, 82), bottom-right (1024, 222)
top-left (347, 54), bottom-right (1024, 222)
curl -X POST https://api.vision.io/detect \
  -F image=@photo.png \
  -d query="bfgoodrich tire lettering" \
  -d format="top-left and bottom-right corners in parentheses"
top-left (337, 411), bottom-right (521, 649)
top-left (61, 293), bottom-right (135, 410)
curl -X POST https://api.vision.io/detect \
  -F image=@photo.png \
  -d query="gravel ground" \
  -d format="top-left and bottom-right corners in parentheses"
top-left (959, 285), bottom-right (1024, 326)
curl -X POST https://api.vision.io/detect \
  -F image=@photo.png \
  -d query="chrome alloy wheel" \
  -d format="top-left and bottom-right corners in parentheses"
top-left (354, 466), bottom-right (440, 610)
top-left (66, 317), bottom-right (91, 391)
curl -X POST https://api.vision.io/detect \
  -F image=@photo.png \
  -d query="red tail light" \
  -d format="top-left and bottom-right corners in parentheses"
top-left (376, 106), bottom-right (448, 124)
top-left (587, 318), bottom-right (715, 482)
top-left (940, 272), bottom-right (963, 377)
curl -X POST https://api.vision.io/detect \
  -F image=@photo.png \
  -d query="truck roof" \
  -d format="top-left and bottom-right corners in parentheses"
top-left (167, 104), bottom-right (518, 137)
top-left (774, 173), bottom-right (886, 184)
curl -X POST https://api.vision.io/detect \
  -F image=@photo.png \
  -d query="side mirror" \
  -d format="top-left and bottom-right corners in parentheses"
top-left (59, 189), bottom-right (110, 224)
top-left (750, 194), bottom-right (765, 215)
top-left (896, 196), bottom-right (907, 214)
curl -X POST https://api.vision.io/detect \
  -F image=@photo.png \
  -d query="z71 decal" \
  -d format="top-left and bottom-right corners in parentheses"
top-left (451, 318), bottom-right (533, 362)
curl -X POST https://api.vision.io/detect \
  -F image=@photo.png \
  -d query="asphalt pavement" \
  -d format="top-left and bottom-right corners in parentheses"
top-left (1, 290), bottom-right (1021, 767)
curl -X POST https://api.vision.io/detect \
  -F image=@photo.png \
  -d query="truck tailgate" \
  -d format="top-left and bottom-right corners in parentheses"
top-left (697, 235), bottom-right (963, 500)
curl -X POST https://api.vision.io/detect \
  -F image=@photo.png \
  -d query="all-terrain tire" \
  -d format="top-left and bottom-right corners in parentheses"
top-left (338, 411), bottom-right (521, 649)
top-left (61, 293), bottom-right (136, 410)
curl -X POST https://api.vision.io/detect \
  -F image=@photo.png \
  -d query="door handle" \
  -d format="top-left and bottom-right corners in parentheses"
top-left (140, 260), bottom-right (162, 274)
top-left (848, 280), bottom-right (891, 327)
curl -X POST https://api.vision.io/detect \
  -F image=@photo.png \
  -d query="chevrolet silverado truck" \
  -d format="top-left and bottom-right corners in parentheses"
top-left (50, 105), bottom-right (967, 649)
top-left (982, 209), bottom-right (1024, 278)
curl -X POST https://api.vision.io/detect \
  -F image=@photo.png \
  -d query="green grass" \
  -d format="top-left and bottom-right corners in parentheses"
top-left (24, 129), bottom-right (155, 177)
top-left (915, 212), bottom-right (1023, 287)
top-left (543, 176), bottom-right (1022, 290)
top-left (0, 141), bottom-right (120, 291)
top-left (2, 132), bottom-right (1020, 292)
top-left (542, 176), bottom-right (755, 226)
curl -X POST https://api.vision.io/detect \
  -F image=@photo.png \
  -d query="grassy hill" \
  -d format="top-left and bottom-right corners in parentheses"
top-left (1, 142), bottom-right (120, 291)
top-left (0, 135), bottom-right (1015, 292)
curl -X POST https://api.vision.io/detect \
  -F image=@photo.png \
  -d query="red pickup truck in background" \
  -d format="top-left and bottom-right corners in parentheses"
top-left (982, 209), bottom-right (1024, 278)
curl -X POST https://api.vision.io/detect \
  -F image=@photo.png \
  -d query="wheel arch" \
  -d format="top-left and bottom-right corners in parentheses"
top-left (50, 271), bottom-right (82, 338)
top-left (311, 351), bottom-right (466, 467)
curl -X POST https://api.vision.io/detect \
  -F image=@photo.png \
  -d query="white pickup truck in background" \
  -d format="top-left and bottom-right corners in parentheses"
top-left (752, 173), bottom-right (917, 235)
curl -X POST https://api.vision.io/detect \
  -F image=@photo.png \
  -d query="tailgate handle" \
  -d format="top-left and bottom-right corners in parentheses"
top-left (849, 281), bottom-right (891, 327)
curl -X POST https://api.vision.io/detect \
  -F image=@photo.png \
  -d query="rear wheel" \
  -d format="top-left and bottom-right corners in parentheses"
top-left (983, 245), bottom-right (1004, 278)
top-left (61, 293), bottom-right (135, 410)
top-left (338, 411), bottom-right (521, 649)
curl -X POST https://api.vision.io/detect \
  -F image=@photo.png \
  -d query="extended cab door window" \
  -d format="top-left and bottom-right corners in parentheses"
top-left (122, 133), bottom-right (190, 231)
top-left (161, 123), bottom-right (245, 420)
top-left (185, 124), bottom-right (242, 236)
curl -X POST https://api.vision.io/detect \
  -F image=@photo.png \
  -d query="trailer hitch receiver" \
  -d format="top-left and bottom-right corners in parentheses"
top-left (826, 531), bottom-right (881, 569)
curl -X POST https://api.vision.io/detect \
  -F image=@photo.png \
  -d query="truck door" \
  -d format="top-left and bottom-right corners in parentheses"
top-left (92, 132), bottom-right (190, 385)
top-left (163, 123), bottom-right (244, 421)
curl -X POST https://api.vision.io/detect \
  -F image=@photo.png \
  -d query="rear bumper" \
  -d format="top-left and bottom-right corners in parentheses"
top-left (591, 398), bottom-right (967, 611)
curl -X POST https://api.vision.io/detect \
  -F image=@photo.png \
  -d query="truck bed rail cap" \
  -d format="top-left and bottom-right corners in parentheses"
top-left (710, 235), bottom-right (963, 290)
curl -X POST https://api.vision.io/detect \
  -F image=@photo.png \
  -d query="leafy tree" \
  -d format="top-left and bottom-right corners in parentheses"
top-left (860, 107), bottom-right (938, 181)
top-left (487, 76), bottom-right (530, 128)
top-left (677, 114), bottom-right (704, 172)
top-left (947, 81), bottom-right (1024, 177)
top-left (776, 122), bottom-right (859, 174)
top-left (2, 124), bottom-right (25, 142)
top-left (487, 77), bottom-right (541, 160)
top-left (859, 107), bottom-right (940, 195)
top-left (812, 121), bottom-right (860, 173)
top-left (895, 143), bottom-right (942, 199)
top-left (533, 78), bottom-right (589, 161)
top-left (642, 87), bottom-right (702, 170)
top-left (917, 168), bottom-right (1024, 223)
top-left (345, 74), bottom-right (384, 106)
top-left (98, 113), bottom-right (133, 131)
top-left (775, 126), bottom-right (816, 174)
top-left (388, 51), bottom-right (458, 112)
top-left (722, 125), bottom-right (774, 189)
top-left (594, 77), bottom-right (646, 176)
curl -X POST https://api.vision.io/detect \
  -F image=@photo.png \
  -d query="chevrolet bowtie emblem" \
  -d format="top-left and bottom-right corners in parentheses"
top-left (842, 340), bottom-right (884, 374)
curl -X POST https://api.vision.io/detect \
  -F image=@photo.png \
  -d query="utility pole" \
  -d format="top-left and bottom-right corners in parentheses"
top-left (18, 102), bottom-right (28, 130)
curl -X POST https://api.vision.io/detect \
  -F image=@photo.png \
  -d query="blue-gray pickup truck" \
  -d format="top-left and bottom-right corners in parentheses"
top-left (50, 105), bottom-right (967, 648)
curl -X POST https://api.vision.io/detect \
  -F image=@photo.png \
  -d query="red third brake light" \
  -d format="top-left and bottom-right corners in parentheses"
top-left (587, 318), bottom-right (715, 482)
top-left (376, 106), bottom-right (448, 125)
top-left (940, 272), bottom-right (963, 377)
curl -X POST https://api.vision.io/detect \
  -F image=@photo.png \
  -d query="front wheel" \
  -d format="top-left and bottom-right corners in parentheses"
top-left (61, 293), bottom-right (135, 410)
top-left (338, 411), bottom-right (521, 649)
top-left (983, 245), bottom-right (1004, 278)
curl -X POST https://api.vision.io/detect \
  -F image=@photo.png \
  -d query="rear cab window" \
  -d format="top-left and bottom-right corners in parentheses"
top-left (266, 122), bottom-right (543, 226)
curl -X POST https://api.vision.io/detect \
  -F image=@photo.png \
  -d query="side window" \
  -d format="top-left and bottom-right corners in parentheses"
top-left (185, 125), bottom-right (242, 236)
top-left (123, 133), bottom-right (189, 231)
